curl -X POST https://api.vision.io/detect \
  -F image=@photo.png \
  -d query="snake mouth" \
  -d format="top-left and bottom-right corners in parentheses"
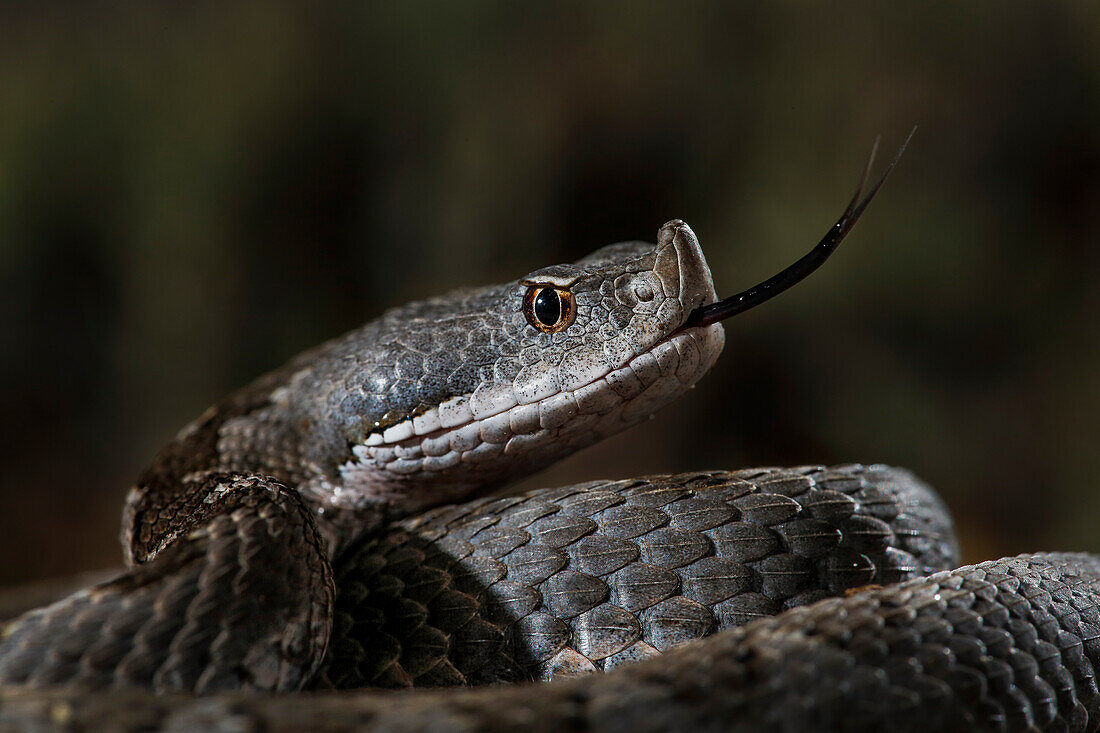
top-left (349, 321), bottom-right (724, 484)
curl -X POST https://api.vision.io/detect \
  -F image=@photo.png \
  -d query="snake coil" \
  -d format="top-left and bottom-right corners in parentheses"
top-left (2, 137), bottom-right (1095, 732)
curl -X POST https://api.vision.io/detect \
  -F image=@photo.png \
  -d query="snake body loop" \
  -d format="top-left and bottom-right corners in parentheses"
top-left (0, 211), bottom-right (1095, 732)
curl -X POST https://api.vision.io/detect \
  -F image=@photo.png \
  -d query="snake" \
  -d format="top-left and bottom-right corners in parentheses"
top-left (2, 135), bottom-right (1098, 732)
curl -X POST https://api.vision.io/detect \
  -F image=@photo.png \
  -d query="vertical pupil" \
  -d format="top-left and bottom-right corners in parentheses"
top-left (534, 288), bottom-right (561, 326)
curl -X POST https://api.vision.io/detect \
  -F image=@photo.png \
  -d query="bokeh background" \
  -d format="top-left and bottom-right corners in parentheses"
top-left (1, 3), bottom-right (1097, 587)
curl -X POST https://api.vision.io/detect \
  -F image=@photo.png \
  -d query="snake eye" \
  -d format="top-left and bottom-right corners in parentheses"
top-left (523, 285), bottom-right (576, 333)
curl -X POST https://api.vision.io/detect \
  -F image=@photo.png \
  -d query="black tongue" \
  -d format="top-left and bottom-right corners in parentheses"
top-left (683, 128), bottom-right (915, 329)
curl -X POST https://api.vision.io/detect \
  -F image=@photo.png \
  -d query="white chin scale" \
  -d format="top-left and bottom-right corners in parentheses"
top-left (336, 323), bottom-right (725, 513)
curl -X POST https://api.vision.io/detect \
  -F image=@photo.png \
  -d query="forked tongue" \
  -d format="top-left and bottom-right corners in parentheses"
top-left (682, 128), bottom-right (915, 329)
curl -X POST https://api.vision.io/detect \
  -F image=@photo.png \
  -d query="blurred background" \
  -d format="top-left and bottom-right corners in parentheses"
top-left (0, 3), bottom-right (1097, 587)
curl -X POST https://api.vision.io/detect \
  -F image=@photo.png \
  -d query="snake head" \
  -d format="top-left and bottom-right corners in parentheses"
top-left (303, 221), bottom-right (726, 520)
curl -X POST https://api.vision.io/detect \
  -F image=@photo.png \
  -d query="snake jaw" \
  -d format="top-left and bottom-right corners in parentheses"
top-left (335, 323), bottom-right (724, 517)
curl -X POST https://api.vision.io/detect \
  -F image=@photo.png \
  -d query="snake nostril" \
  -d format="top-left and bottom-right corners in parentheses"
top-left (634, 284), bottom-right (654, 302)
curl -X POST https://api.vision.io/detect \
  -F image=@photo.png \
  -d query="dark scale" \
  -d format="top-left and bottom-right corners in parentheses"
top-left (315, 465), bottom-right (959, 687)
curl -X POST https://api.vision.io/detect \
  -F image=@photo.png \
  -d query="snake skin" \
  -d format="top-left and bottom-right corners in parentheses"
top-left (0, 476), bottom-right (333, 693)
top-left (2, 553), bottom-right (1098, 732)
top-left (315, 464), bottom-right (957, 688)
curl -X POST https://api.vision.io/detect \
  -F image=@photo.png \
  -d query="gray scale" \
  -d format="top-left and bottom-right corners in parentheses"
top-left (316, 464), bottom-right (958, 688)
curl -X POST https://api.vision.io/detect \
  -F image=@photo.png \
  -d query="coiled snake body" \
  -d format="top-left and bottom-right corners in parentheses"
top-left (1, 147), bottom-right (1097, 731)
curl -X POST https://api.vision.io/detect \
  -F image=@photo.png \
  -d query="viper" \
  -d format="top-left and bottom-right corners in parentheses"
top-left (2, 134), bottom-right (1097, 732)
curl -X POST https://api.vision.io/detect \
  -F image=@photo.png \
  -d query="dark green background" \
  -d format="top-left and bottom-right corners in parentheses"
top-left (1, 3), bottom-right (1097, 585)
